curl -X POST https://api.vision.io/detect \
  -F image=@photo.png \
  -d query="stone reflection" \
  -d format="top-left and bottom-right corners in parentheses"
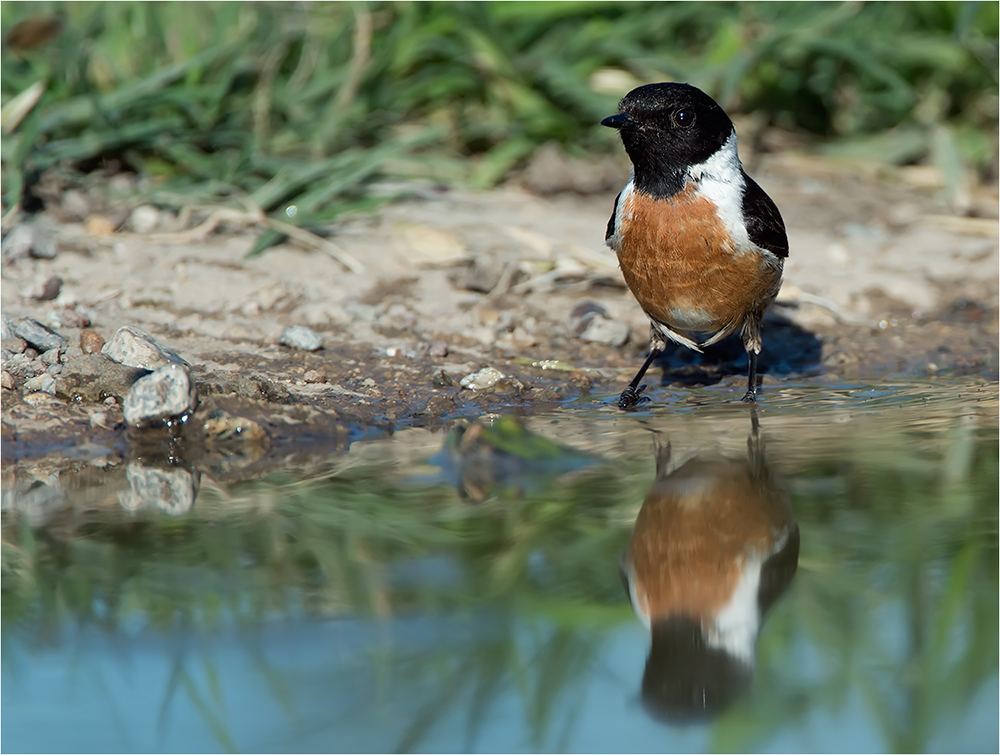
top-left (118, 461), bottom-right (199, 515)
top-left (620, 410), bottom-right (799, 722)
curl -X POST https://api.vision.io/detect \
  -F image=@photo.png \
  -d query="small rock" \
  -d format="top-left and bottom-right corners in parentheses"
top-left (303, 368), bottom-right (327, 383)
top-left (202, 409), bottom-right (270, 445)
top-left (1, 371), bottom-right (13, 390)
top-left (569, 300), bottom-right (629, 347)
top-left (123, 363), bottom-right (198, 427)
top-left (2, 223), bottom-right (57, 261)
top-left (279, 325), bottom-right (323, 351)
top-left (397, 223), bottom-right (470, 267)
top-left (102, 325), bottom-right (186, 370)
top-left (46, 363), bottom-right (62, 376)
top-left (25, 275), bottom-right (63, 301)
top-left (80, 328), bottom-right (106, 354)
top-left (23, 373), bottom-right (57, 395)
top-left (1, 337), bottom-right (26, 354)
top-left (578, 314), bottom-right (629, 347)
top-left (39, 348), bottom-right (62, 366)
top-left (85, 214), bottom-right (119, 237)
top-left (432, 369), bottom-right (454, 387)
top-left (429, 340), bottom-right (449, 358)
top-left (2, 225), bottom-right (35, 261)
top-left (118, 462), bottom-right (198, 516)
top-left (460, 366), bottom-right (505, 391)
top-left (1, 315), bottom-right (15, 340)
top-left (60, 307), bottom-right (92, 328)
top-left (1, 350), bottom-right (32, 378)
top-left (129, 205), bottom-right (161, 234)
top-left (458, 257), bottom-right (507, 294)
top-left (14, 318), bottom-right (68, 352)
top-left (59, 189), bottom-right (91, 222)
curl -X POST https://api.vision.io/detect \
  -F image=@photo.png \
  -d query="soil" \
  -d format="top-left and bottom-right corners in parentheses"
top-left (2, 152), bottom-right (998, 479)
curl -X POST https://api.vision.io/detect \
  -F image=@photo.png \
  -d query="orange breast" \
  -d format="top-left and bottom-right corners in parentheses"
top-left (616, 186), bottom-right (780, 338)
top-left (625, 461), bottom-right (789, 622)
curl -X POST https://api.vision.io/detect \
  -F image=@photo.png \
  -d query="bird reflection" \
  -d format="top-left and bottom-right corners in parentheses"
top-left (620, 410), bottom-right (799, 722)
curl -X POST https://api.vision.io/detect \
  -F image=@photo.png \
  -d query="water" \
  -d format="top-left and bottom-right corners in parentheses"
top-left (3, 379), bottom-right (998, 753)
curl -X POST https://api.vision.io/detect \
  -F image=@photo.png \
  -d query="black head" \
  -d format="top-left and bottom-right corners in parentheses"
top-left (602, 83), bottom-right (736, 195)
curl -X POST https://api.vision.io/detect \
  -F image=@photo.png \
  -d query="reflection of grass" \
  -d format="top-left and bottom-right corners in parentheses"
top-left (1, 3), bottom-right (996, 247)
top-left (713, 424), bottom-right (999, 753)
top-left (1, 415), bottom-right (998, 752)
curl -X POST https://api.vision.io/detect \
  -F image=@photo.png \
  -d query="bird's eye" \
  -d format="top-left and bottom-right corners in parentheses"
top-left (673, 109), bottom-right (694, 127)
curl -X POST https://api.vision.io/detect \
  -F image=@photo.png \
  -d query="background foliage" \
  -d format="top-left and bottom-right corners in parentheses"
top-left (2, 2), bottom-right (997, 243)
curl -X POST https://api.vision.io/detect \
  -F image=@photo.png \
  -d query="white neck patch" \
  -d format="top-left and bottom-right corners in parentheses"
top-left (686, 131), bottom-right (750, 249)
top-left (606, 172), bottom-right (635, 252)
top-left (705, 553), bottom-right (762, 664)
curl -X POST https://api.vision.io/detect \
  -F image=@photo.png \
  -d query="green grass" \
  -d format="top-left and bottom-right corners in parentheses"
top-left (1, 2), bottom-right (997, 248)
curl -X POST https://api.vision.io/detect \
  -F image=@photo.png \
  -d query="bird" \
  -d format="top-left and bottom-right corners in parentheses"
top-left (620, 410), bottom-right (799, 721)
top-left (602, 82), bottom-right (788, 409)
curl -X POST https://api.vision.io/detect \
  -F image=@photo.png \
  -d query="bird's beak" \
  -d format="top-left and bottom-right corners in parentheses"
top-left (601, 112), bottom-right (632, 129)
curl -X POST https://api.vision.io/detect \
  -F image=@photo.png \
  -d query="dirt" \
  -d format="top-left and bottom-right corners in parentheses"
top-left (2, 153), bottom-right (998, 481)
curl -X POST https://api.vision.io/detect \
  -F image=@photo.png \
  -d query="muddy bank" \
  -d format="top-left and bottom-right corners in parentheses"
top-left (2, 157), bottom-right (998, 479)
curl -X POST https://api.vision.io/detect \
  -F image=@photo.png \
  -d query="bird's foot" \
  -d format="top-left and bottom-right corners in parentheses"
top-left (618, 384), bottom-right (648, 410)
top-left (740, 389), bottom-right (757, 404)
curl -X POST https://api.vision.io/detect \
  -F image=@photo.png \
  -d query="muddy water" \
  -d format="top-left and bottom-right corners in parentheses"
top-left (2, 378), bottom-right (997, 753)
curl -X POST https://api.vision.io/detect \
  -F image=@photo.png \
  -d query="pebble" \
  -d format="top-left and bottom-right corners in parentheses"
top-left (201, 409), bottom-right (270, 444)
top-left (129, 205), bottom-right (162, 234)
top-left (85, 214), bottom-right (118, 237)
top-left (569, 300), bottom-right (629, 347)
top-left (39, 348), bottom-right (62, 366)
top-left (102, 325), bottom-right (186, 370)
top-left (25, 275), bottom-right (63, 301)
top-left (123, 363), bottom-right (198, 427)
top-left (14, 318), bottom-right (68, 352)
top-left (1, 315), bottom-right (15, 340)
top-left (577, 314), bottom-right (630, 347)
top-left (432, 370), bottom-right (454, 387)
top-left (1, 351), bottom-right (32, 378)
top-left (118, 462), bottom-right (197, 516)
top-left (1, 371), bottom-right (12, 390)
top-left (1, 337), bottom-right (26, 353)
top-left (23, 373), bottom-right (57, 395)
top-left (303, 368), bottom-right (327, 383)
top-left (59, 189), bottom-right (91, 222)
top-left (80, 328), bottom-right (106, 354)
top-left (1, 223), bottom-right (57, 261)
top-left (60, 307), bottom-right (92, 328)
top-left (429, 340), bottom-right (449, 357)
top-left (279, 325), bottom-right (323, 351)
top-left (458, 257), bottom-right (507, 293)
top-left (460, 366), bottom-right (505, 390)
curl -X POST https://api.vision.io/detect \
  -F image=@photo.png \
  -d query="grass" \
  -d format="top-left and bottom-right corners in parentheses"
top-left (1, 2), bottom-right (997, 251)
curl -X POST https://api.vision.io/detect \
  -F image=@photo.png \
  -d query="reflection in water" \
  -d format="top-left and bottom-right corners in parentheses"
top-left (621, 410), bottom-right (799, 722)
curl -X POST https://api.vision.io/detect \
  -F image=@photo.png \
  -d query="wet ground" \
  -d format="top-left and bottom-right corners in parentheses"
top-left (2, 379), bottom-right (997, 753)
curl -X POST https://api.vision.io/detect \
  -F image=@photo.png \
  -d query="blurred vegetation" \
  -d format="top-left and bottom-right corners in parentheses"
top-left (1, 2), bottom-right (997, 250)
top-left (2, 411), bottom-right (997, 751)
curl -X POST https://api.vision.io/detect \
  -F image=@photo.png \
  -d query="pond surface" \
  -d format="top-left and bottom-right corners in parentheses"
top-left (2, 379), bottom-right (998, 753)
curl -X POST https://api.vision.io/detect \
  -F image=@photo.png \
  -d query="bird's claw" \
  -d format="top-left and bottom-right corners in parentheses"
top-left (618, 384), bottom-right (649, 410)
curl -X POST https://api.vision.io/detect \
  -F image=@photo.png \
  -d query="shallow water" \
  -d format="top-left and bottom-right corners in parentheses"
top-left (2, 378), bottom-right (998, 754)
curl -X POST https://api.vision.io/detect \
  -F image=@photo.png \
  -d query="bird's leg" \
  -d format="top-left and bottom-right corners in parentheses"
top-left (619, 350), bottom-right (660, 410)
top-left (740, 350), bottom-right (758, 403)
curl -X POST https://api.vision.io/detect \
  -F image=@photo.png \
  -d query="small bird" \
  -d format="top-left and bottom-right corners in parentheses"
top-left (602, 83), bottom-right (788, 409)
top-left (620, 411), bottom-right (799, 721)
